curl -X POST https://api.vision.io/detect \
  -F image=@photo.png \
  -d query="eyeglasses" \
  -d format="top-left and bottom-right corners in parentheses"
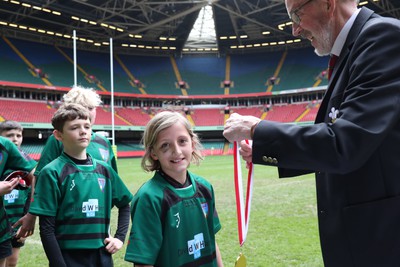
top-left (289, 0), bottom-right (315, 25)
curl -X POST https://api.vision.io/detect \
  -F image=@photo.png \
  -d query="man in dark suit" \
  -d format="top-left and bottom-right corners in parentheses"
top-left (223, 0), bottom-right (400, 266)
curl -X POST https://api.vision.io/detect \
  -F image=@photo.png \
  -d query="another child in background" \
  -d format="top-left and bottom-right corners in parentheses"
top-left (16, 85), bottom-right (118, 238)
top-left (0, 136), bottom-right (36, 267)
top-left (0, 121), bottom-right (37, 267)
top-left (35, 85), bottom-right (118, 174)
top-left (124, 111), bottom-right (223, 267)
top-left (29, 103), bottom-right (132, 267)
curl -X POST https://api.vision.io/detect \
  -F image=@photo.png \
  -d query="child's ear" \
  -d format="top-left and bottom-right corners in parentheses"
top-left (150, 149), bottom-right (158, 161)
top-left (53, 129), bottom-right (63, 141)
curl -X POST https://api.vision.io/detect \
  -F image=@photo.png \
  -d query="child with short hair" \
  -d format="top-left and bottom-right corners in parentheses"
top-left (0, 136), bottom-right (36, 267)
top-left (35, 85), bottom-right (118, 174)
top-left (17, 85), bottom-right (118, 239)
top-left (0, 121), bottom-right (37, 267)
top-left (124, 111), bottom-right (224, 267)
top-left (29, 103), bottom-right (133, 267)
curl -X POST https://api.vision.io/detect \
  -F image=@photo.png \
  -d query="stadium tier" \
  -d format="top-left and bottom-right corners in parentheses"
top-left (0, 99), bottom-right (56, 123)
top-left (191, 108), bottom-right (225, 126)
top-left (230, 107), bottom-right (264, 117)
top-left (0, 37), bottom-right (328, 94)
top-left (174, 56), bottom-right (226, 95)
top-left (0, 98), bottom-right (317, 127)
top-left (264, 103), bottom-right (309, 122)
top-left (114, 107), bottom-right (152, 126)
top-left (0, 37), bottom-right (326, 160)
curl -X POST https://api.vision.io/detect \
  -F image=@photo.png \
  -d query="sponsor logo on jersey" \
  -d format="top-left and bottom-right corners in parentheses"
top-left (201, 202), bottom-right (208, 218)
top-left (99, 148), bottom-right (110, 162)
top-left (82, 199), bottom-right (99, 217)
top-left (4, 189), bottom-right (19, 203)
top-left (98, 178), bottom-right (106, 192)
top-left (187, 233), bottom-right (205, 259)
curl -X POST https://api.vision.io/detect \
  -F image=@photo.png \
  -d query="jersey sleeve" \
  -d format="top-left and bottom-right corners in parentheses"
top-left (102, 135), bottom-right (118, 173)
top-left (3, 149), bottom-right (37, 178)
top-left (34, 135), bottom-right (62, 177)
top-left (108, 141), bottom-right (118, 173)
top-left (29, 165), bottom-right (61, 217)
top-left (211, 185), bottom-right (222, 234)
top-left (124, 191), bottom-right (163, 264)
top-left (91, 133), bottom-right (118, 173)
top-left (107, 165), bottom-right (133, 207)
top-left (3, 139), bottom-right (36, 176)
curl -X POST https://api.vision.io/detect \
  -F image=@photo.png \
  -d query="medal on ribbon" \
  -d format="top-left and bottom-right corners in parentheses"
top-left (235, 252), bottom-right (247, 267)
top-left (233, 141), bottom-right (254, 267)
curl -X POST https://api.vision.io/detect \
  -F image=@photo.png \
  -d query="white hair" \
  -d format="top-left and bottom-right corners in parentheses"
top-left (63, 85), bottom-right (102, 108)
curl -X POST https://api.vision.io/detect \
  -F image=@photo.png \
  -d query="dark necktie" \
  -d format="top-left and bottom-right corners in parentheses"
top-left (328, 55), bottom-right (338, 80)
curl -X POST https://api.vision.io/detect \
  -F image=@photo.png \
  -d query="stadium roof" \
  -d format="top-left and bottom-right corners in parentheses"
top-left (0, 0), bottom-right (399, 56)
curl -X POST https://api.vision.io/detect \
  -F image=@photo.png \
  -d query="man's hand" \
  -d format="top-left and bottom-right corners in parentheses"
top-left (0, 178), bottom-right (20, 196)
top-left (104, 236), bottom-right (123, 254)
top-left (13, 213), bottom-right (37, 238)
top-left (223, 113), bottom-right (261, 143)
top-left (239, 140), bottom-right (253, 166)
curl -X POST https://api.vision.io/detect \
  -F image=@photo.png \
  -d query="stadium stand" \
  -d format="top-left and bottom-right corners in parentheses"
top-left (201, 141), bottom-right (225, 155)
top-left (0, 37), bottom-right (40, 84)
top-left (274, 48), bottom-right (329, 91)
top-left (298, 102), bottom-right (321, 122)
top-left (116, 54), bottom-right (177, 95)
top-left (174, 56), bottom-right (226, 95)
top-left (115, 107), bottom-right (152, 126)
top-left (88, 106), bottom-right (130, 126)
top-left (191, 108), bottom-right (225, 126)
top-left (264, 103), bottom-right (309, 122)
top-left (0, 98), bottom-right (56, 123)
top-left (229, 51), bottom-right (282, 93)
top-left (230, 106), bottom-right (264, 118)
top-left (1, 38), bottom-right (329, 94)
top-left (8, 38), bottom-right (73, 87)
top-left (0, 36), bottom-right (327, 160)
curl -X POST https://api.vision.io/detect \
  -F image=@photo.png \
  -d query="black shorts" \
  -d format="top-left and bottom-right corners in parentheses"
top-left (11, 236), bottom-right (25, 248)
top-left (0, 239), bottom-right (12, 259)
top-left (62, 248), bottom-right (113, 267)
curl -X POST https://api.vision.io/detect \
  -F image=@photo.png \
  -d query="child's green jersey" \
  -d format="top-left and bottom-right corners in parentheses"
top-left (3, 149), bottom-right (37, 234)
top-left (0, 137), bottom-right (36, 243)
top-left (30, 152), bottom-right (132, 249)
top-left (125, 171), bottom-right (221, 267)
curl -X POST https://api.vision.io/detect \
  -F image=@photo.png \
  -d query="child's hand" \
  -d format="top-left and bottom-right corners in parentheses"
top-left (104, 236), bottom-right (123, 254)
top-left (0, 178), bottom-right (20, 196)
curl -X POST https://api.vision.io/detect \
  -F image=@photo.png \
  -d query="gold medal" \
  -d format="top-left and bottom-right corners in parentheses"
top-left (235, 253), bottom-right (247, 267)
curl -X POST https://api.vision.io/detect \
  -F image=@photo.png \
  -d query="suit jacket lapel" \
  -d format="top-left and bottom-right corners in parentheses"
top-left (315, 7), bottom-right (375, 123)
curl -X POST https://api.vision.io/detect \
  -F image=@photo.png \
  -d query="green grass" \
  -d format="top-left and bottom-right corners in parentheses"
top-left (18, 156), bottom-right (323, 266)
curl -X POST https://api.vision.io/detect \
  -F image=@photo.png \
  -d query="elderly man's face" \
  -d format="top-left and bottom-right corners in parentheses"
top-left (286, 0), bottom-right (334, 56)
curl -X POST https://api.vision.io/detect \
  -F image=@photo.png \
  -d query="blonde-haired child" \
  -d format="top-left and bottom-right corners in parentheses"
top-left (125, 111), bottom-right (223, 267)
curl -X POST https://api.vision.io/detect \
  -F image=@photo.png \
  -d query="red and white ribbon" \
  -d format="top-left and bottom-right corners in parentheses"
top-left (233, 140), bottom-right (254, 246)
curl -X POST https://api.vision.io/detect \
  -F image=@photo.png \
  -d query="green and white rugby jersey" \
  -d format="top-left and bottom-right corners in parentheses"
top-left (3, 149), bottom-right (36, 234)
top-left (30, 152), bottom-right (132, 250)
top-left (125, 171), bottom-right (221, 267)
top-left (0, 137), bottom-right (36, 243)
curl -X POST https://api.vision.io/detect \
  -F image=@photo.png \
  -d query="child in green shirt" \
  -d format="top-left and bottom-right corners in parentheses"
top-left (0, 120), bottom-right (37, 267)
top-left (30, 103), bottom-right (132, 267)
top-left (125, 111), bottom-right (223, 267)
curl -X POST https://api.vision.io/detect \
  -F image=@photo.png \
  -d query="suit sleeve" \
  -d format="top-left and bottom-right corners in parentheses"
top-left (252, 19), bottom-right (400, 176)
